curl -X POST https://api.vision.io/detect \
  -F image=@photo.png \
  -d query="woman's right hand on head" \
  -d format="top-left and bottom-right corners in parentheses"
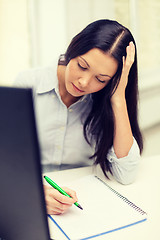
top-left (43, 184), bottom-right (78, 215)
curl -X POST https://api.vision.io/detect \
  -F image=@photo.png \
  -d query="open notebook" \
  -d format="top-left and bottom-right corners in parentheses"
top-left (48, 175), bottom-right (147, 240)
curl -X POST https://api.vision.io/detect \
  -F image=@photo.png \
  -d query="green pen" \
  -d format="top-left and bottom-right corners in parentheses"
top-left (44, 176), bottom-right (83, 210)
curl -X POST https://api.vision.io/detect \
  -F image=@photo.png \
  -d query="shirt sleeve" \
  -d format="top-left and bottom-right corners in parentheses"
top-left (13, 70), bottom-right (36, 88)
top-left (107, 137), bottom-right (140, 185)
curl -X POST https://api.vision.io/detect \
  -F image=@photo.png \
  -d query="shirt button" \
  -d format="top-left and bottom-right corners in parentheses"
top-left (69, 109), bottom-right (73, 112)
top-left (109, 158), bottom-right (113, 163)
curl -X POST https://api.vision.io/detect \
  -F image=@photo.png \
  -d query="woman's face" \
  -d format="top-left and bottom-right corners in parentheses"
top-left (65, 48), bottom-right (118, 97)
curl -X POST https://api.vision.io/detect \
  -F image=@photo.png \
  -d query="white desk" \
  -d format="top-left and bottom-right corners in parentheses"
top-left (45, 155), bottom-right (160, 240)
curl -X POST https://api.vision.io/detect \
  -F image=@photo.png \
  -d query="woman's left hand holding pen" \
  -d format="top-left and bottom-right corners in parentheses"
top-left (43, 185), bottom-right (78, 215)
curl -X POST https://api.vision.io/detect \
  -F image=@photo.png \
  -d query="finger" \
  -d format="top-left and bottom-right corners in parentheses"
top-left (125, 42), bottom-right (135, 68)
top-left (48, 205), bottom-right (71, 215)
top-left (122, 56), bottom-right (125, 66)
top-left (129, 41), bottom-right (135, 61)
top-left (48, 187), bottom-right (76, 205)
top-left (45, 192), bottom-right (72, 214)
top-left (62, 187), bottom-right (78, 202)
top-left (46, 201), bottom-right (71, 215)
top-left (44, 185), bottom-right (74, 214)
top-left (128, 42), bottom-right (135, 60)
top-left (43, 185), bottom-right (78, 214)
top-left (44, 184), bottom-right (78, 203)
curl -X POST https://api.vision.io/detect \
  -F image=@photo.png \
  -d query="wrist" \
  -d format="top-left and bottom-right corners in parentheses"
top-left (111, 95), bottom-right (126, 109)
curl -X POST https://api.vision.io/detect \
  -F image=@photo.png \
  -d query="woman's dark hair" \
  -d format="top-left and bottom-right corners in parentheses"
top-left (59, 19), bottom-right (143, 177)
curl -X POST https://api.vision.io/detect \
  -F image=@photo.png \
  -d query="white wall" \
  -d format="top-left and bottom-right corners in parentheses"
top-left (139, 72), bottom-right (160, 130)
top-left (28, 0), bottom-right (68, 67)
top-left (0, 0), bottom-right (30, 85)
top-left (139, 86), bottom-right (160, 130)
top-left (66, 0), bottom-right (115, 43)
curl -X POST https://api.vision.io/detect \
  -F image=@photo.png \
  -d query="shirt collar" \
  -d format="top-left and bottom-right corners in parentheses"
top-left (36, 63), bottom-right (58, 94)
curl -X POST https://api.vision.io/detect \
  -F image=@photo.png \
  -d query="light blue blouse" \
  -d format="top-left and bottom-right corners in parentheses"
top-left (14, 62), bottom-right (141, 185)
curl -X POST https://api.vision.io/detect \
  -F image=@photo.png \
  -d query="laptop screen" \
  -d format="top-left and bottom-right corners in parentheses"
top-left (0, 87), bottom-right (50, 240)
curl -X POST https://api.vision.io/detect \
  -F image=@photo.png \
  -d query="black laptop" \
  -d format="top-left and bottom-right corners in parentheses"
top-left (0, 86), bottom-right (50, 240)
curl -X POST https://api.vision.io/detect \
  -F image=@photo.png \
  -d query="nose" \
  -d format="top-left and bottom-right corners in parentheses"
top-left (78, 74), bottom-right (91, 88)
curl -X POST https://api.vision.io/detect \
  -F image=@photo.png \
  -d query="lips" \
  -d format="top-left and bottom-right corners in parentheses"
top-left (72, 83), bottom-right (85, 93)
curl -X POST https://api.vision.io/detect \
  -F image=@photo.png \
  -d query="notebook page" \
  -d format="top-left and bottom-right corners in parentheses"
top-left (49, 175), bottom-right (147, 240)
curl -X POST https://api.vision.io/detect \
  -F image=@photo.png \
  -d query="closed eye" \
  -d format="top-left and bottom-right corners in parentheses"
top-left (96, 77), bottom-right (106, 83)
top-left (78, 62), bottom-right (87, 70)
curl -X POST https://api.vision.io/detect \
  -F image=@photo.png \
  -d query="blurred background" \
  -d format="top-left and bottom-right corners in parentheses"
top-left (0, 0), bottom-right (160, 158)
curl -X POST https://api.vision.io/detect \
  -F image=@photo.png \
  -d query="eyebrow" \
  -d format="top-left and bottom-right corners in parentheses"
top-left (79, 56), bottom-right (90, 68)
top-left (79, 56), bottom-right (112, 78)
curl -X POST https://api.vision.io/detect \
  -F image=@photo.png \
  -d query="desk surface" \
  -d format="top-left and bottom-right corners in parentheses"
top-left (45, 155), bottom-right (160, 240)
